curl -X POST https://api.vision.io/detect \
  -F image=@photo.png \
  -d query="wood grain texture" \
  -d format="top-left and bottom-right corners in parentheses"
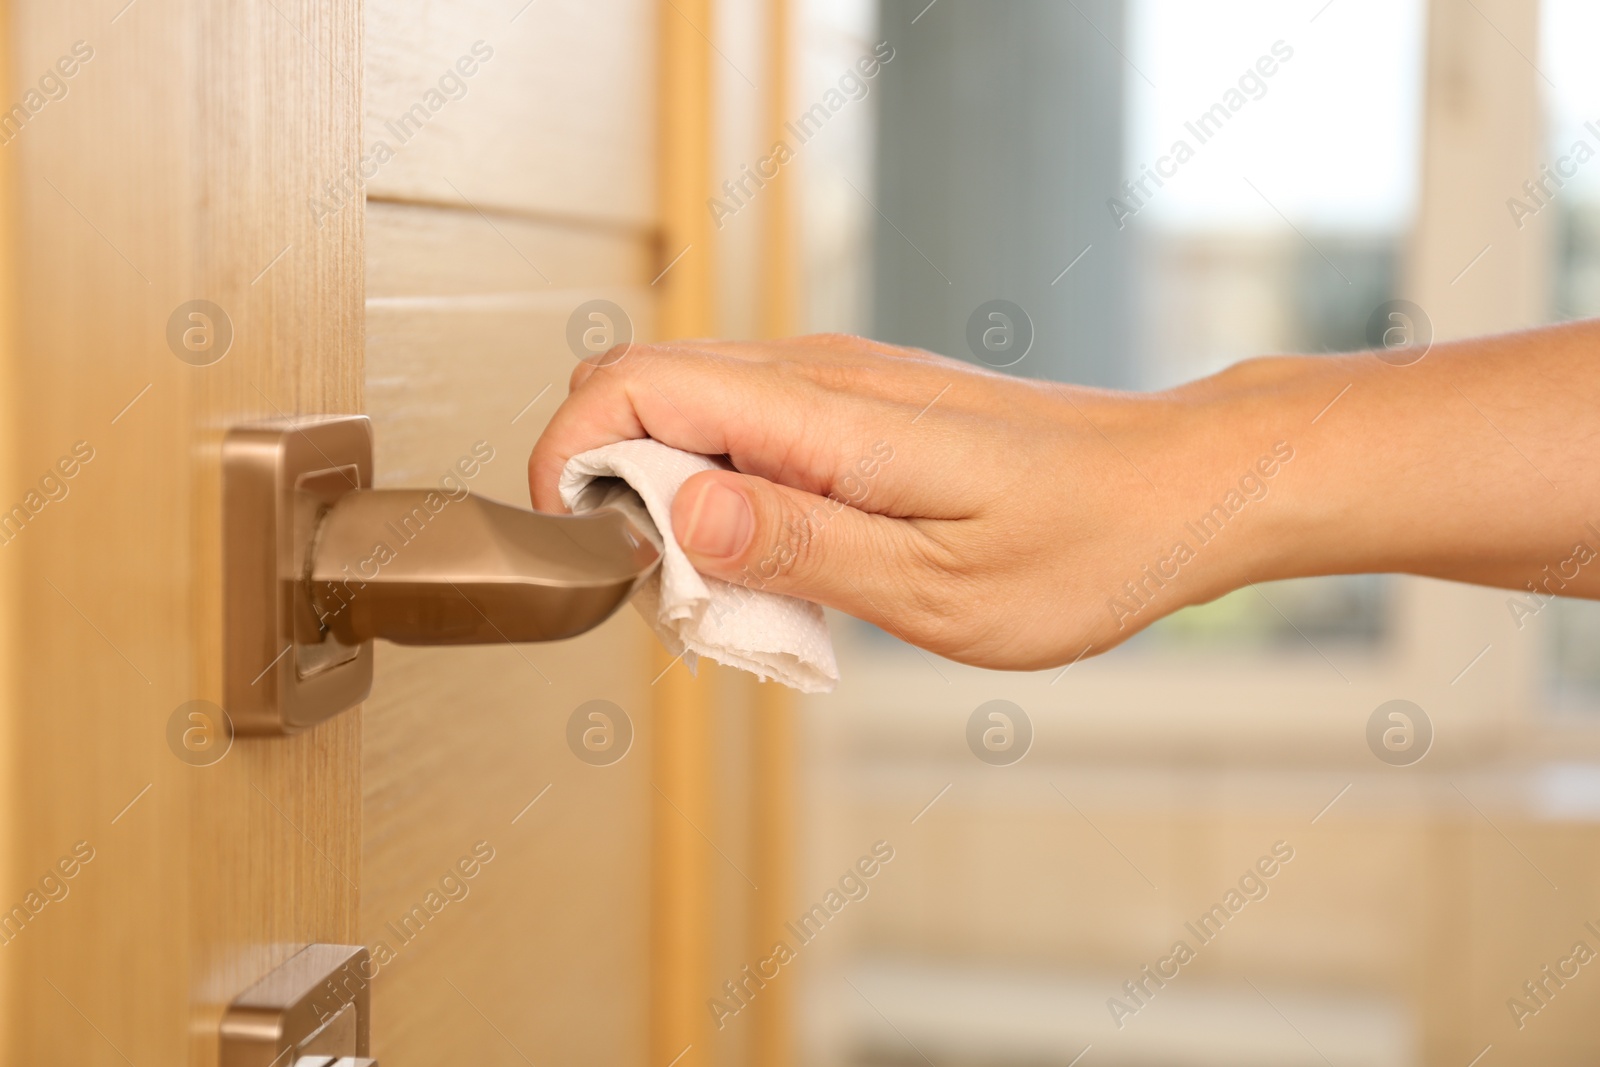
top-left (747, 682), bottom-right (796, 1067)
top-left (656, 0), bottom-right (717, 342)
top-left (364, 0), bottom-right (657, 230)
top-left (362, 201), bottom-right (656, 1065)
top-left (0, 0), bottom-right (17, 1042)
top-left (1, 0), bottom-right (363, 1062)
top-left (364, 202), bottom-right (654, 491)
top-left (748, 5), bottom-right (798, 1063)
top-left (368, 199), bottom-right (652, 298)
top-left (653, 3), bottom-right (722, 1066)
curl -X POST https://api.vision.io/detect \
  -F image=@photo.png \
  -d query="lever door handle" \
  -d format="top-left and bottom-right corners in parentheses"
top-left (308, 488), bottom-right (657, 645)
top-left (222, 415), bottom-right (658, 734)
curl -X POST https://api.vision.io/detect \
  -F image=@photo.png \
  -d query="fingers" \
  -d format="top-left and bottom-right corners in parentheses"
top-left (530, 335), bottom-right (1001, 519)
top-left (530, 345), bottom-right (931, 514)
top-left (669, 468), bottom-right (934, 627)
top-left (532, 349), bottom-right (811, 511)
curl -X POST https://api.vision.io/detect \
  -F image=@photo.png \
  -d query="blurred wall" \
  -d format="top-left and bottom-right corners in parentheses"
top-left (872, 0), bottom-right (1132, 386)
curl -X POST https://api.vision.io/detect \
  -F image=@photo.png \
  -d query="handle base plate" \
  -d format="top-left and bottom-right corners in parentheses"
top-left (223, 416), bottom-right (374, 734)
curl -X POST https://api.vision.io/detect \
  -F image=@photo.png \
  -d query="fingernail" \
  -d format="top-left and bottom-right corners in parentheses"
top-left (680, 481), bottom-right (752, 559)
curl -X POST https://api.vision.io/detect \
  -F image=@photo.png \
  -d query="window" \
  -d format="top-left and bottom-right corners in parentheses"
top-left (1538, 0), bottom-right (1600, 710)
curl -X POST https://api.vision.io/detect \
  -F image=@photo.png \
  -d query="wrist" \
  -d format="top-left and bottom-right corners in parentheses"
top-left (1163, 354), bottom-right (1364, 599)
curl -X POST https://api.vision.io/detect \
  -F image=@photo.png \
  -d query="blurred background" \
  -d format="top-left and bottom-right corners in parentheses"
top-left (4, 0), bottom-right (1598, 1065)
top-left (775, 0), bottom-right (1600, 1064)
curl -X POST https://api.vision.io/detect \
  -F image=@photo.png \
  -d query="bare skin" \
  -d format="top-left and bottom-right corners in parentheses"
top-left (528, 325), bottom-right (1600, 670)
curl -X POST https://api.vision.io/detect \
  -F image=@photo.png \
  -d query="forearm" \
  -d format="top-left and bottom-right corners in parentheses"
top-left (1194, 320), bottom-right (1600, 600)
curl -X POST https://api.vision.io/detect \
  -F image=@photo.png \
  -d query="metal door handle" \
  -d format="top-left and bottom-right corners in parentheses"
top-left (220, 944), bottom-right (376, 1066)
top-left (222, 415), bottom-right (658, 734)
top-left (308, 488), bottom-right (656, 645)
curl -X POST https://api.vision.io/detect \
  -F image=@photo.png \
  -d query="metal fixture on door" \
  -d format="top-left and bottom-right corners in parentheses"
top-left (219, 944), bottom-right (377, 1066)
top-left (222, 416), bottom-right (660, 734)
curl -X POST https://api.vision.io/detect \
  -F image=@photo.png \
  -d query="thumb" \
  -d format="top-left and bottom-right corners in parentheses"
top-left (669, 469), bottom-right (910, 615)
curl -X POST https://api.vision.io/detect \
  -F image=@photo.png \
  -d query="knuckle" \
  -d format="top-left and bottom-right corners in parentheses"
top-left (769, 351), bottom-right (866, 397)
top-left (570, 342), bottom-right (658, 390)
top-left (797, 331), bottom-right (857, 349)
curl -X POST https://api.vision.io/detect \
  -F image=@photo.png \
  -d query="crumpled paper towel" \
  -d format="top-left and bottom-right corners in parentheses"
top-left (559, 438), bottom-right (839, 693)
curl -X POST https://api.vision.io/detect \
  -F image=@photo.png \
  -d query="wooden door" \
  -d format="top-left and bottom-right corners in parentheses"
top-left (2, 2), bottom-right (789, 1063)
top-left (359, 3), bottom-right (794, 1065)
top-left (0, 0), bottom-right (364, 1063)
top-left (358, 2), bottom-right (659, 1062)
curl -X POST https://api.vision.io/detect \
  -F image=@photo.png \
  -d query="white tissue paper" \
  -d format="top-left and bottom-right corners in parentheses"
top-left (559, 438), bottom-right (839, 693)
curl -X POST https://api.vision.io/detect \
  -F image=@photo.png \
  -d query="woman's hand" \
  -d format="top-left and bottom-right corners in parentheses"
top-left (529, 323), bottom-right (1600, 669)
top-left (528, 334), bottom-right (1286, 669)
